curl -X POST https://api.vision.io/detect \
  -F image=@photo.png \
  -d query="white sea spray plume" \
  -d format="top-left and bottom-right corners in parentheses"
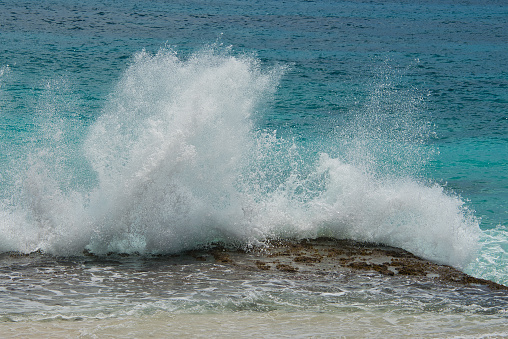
top-left (0, 47), bottom-right (480, 269)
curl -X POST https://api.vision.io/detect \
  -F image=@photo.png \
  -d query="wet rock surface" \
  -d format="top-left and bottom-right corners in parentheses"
top-left (5, 237), bottom-right (505, 292)
top-left (193, 237), bottom-right (507, 291)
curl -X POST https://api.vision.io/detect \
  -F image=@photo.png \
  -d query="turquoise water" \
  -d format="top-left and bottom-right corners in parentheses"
top-left (0, 0), bottom-right (507, 325)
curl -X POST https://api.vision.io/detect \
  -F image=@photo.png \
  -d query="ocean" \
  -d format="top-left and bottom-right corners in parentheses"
top-left (0, 0), bottom-right (507, 337)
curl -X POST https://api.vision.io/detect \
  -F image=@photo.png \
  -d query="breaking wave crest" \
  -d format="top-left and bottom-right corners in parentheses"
top-left (0, 46), bottom-right (480, 269)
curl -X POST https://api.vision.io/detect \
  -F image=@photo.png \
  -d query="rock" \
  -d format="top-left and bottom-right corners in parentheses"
top-left (201, 237), bottom-right (507, 290)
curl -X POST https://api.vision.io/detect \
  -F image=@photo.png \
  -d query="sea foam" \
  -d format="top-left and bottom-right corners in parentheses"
top-left (0, 46), bottom-right (480, 268)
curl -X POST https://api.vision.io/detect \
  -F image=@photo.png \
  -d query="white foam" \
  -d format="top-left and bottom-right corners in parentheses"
top-left (466, 225), bottom-right (508, 286)
top-left (0, 46), bottom-right (480, 269)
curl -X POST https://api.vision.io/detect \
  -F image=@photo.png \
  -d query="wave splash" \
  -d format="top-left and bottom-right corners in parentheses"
top-left (0, 46), bottom-right (480, 268)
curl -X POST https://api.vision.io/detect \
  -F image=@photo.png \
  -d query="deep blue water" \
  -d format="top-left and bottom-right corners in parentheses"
top-left (0, 0), bottom-right (506, 287)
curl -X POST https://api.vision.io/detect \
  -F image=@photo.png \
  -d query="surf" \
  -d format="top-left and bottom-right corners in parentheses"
top-left (0, 45), bottom-right (480, 269)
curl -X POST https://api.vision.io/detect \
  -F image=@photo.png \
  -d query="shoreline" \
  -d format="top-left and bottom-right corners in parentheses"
top-left (1, 311), bottom-right (507, 338)
top-left (1, 237), bottom-right (506, 338)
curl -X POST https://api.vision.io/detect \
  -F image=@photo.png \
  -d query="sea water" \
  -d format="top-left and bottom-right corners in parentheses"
top-left (0, 0), bottom-right (507, 336)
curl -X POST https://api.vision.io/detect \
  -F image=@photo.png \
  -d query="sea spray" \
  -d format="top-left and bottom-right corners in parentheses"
top-left (0, 46), bottom-right (480, 268)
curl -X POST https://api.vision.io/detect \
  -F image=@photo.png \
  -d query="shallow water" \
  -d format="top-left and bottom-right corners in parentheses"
top-left (2, 312), bottom-right (508, 338)
top-left (1, 251), bottom-right (506, 330)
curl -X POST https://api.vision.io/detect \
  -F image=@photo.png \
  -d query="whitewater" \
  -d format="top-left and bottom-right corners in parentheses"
top-left (1, 47), bottom-right (480, 270)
